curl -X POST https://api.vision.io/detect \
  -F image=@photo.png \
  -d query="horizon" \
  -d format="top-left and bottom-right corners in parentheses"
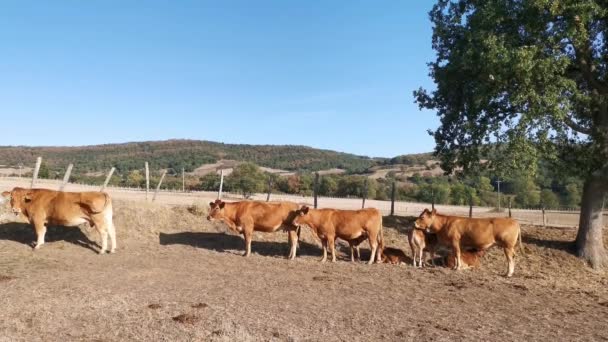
top-left (1, 1), bottom-right (438, 158)
top-left (0, 138), bottom-right (434, 159)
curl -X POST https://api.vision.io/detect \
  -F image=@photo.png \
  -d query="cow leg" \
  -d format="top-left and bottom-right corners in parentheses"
top-left (355, 246), bottom-right (361, 261)
top-left (108, 222), bottom-right (117, 253)
top-left (243, 230), bottom-right (253, 257)
top-left (452, 240), bottom-right (462, 270)
top-left (95, 223), bottom-right (109, 254)
top-left (328, 238), bottom-right (337, 263)
top-left (419, 249), bottom-right (425, 268)
top-left (367, 233), bottom-right (378, 265)
top-left (287, 229), bottom-right (298, 260)
top-left (320, 239), bottom-right (328, 263)
top-left (32, 219), bottom-right (47, 250)
top-left (504, 247), bottom-right (515, 277)
top-left (349, 242), bottom-right (355, 262)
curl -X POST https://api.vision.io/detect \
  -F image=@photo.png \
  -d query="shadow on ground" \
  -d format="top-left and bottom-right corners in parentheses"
top-left (522, 235), bottom-right (576, 254)
top-left (159, 231), bottom-right (325, 258)
top-left (0, 222), bottom-right (100, 253)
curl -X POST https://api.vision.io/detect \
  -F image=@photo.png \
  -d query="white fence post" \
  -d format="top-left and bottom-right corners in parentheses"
top-left (30, 157), bottom-right (42, 188)
top-left (59, 163), bottom-right (73, 191)
top-left (100, 167), bottom-right (116, 192)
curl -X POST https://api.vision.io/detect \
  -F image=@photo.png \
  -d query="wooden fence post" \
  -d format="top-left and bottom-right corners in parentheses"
top-left (313, 172), bottom-right (319, 209)
top-left (145, 162), bottom-right (150, 201)
top-left (431, 188), bottom-right (435, 211)
top-left (469, 195), bottom-right (473, 218)
top-left (390, 181), bottom-right (396, 216)
top-left (31, 157), bottom-right (42, 188)
top-left (266, 176), bottom-right (272, 202)
top-left (542, 206), bottom-right (547, 227)
top-left (59, 163), bottom-right (73, 191)
top-left (508, 197), bottom-right (512, 218)
top-left (361, 178), bottom-right (368, 209)
top-left (182, 168), bottom-right (185, 193)
top-left (100, 167), bottom-right (116, 192)
top-left (218, 169), bottom-right (224, 199)
top-left (152, 170), bottom-right (167, 202)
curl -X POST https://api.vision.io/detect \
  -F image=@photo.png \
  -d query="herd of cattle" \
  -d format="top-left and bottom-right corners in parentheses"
top-left (0, 187), bottom-right (523, 277)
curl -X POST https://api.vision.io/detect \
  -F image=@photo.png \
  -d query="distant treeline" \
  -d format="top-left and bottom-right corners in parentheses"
top-left (0, 139), bottom-right (379, 174)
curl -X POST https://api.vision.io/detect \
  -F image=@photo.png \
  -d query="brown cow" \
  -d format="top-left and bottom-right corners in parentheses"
top-left (446, 249), bottom-right (486, 269)
top-left (407, 228), bottom-right (440, 267)
top-left (207, 200), bottom-right (300, 259)
top-left (380, 247), bottom-right (408, 265)
top-left (1, 187), bottom-right (116, 253)
top-left (414, 208), bottom-right (522, 277)
top-left (291, 206), bottom-right (384, 264)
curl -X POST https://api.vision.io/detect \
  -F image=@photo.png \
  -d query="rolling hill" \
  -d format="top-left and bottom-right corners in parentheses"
top-left (0, 139), bottom-right (398, 174)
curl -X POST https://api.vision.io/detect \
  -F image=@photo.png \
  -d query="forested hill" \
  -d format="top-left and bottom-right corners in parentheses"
top-left (0, 139), bottom-right (385, 173)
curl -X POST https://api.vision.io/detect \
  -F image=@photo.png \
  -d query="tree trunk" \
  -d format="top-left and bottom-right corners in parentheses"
top-left (575, 176), bottom-right (607, 269)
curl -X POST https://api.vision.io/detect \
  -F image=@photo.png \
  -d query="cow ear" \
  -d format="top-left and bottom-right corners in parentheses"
top-left (431, 208), bottom-right (437, 216)
top-left (301, 206), bottom-right (309, 215)
top-left (24, 192), bottom-right (33, 203)
top-left (209, 202), bottom-right (215, 207)
top-left (219, 201), bottom-right (225, 209)
top-left (1, 191), bottom-right (9, 198)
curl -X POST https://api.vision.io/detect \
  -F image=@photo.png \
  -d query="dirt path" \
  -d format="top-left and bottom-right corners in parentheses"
top-left (0, 201), bottom-right (607, 341)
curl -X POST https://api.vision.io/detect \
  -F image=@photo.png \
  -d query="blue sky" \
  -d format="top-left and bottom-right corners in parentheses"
top-left (0, 1), bottom-right (438, 158)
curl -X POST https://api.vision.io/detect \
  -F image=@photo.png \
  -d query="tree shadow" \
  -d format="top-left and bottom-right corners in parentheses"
top-left (522, 235), bottom-right (576, 254)
top-left (0, 222), bottom-right (100, 253)
top-left (159, 232), bottom-right (324, 258)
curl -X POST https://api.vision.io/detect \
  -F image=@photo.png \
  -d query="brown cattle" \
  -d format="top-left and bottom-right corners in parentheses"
top-left (380, 247), bottom-right (408, 265)
top-left (207, 200), bottom-right (300, 258)
top-left (414, 208), bottom-right (522, 277)
top-left (291, 206), bottom-right (384, 264)
top-left (407, 228), bottom-right (440, 267)
top-left (446, 249), bottom-right (485, 269)
top-left (1, 187), bottom-right (116, 253)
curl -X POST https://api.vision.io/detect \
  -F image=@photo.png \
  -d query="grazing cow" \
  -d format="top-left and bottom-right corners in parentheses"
top-left (407, 228), bottom-right (440, 267)
top-left (207, 200), bottom-right (300, 259)
top-left (414, 208), bottom-right (522, 277)
top-left (1, 187), bottom-right (116, 253)
top-left (291, 206), bottom-right (384, 264)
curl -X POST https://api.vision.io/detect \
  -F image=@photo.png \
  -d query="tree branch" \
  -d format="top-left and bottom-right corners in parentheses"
top-left (564, 115), bottom-right (593, 135)
top-left (571, 39), bottom-right (608, 94)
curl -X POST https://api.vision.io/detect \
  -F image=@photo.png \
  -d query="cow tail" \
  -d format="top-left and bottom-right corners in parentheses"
top-left (517, 223), bottom-right (524, 255)
top-left (378, 216), bottom-right (385, 251)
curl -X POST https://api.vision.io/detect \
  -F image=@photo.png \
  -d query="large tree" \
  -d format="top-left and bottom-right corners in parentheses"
top-left (416, 0), bottom-right (608, 268)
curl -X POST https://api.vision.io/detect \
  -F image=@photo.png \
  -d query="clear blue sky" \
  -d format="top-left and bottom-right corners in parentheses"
top-left (0, 1), bottom-right (438, 158)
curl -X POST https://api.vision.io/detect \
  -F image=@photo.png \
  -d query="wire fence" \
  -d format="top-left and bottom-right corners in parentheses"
top-left (1, 175), bottom-right (604, 228)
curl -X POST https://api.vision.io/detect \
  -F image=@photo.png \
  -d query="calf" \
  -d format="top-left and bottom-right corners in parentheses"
top-left (408, 228), bottom-right (439, 267)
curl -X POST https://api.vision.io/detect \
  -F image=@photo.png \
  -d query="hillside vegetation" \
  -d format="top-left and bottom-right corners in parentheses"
top-left (0, 139), bottom-right (379, 174)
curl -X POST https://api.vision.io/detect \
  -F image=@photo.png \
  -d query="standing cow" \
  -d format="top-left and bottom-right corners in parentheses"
top-left (290, 206), bottom-right (384, 264)
top-left (207, 200), bottom-right (300, 259)
top-left (1, 187), bottom-right (116, 254)
top-left (414, 208), bottom-right (522, 277)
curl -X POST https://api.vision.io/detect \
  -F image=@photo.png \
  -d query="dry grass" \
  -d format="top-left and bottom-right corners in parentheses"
top-left (0, 199), bottom-right (607, 341)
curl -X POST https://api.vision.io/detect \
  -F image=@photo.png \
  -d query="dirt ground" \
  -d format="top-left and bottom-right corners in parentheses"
top-left (1, 200), bottom-right (607, 342)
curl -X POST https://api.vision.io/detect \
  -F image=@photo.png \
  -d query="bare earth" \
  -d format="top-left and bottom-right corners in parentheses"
top-left (1, 200), bottom-right (607, 341)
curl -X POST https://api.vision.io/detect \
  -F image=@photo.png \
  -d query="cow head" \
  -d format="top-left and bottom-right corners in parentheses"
top-left (414, 208), bottom-right (437, 233)
top-left (207, 199), bottom-right (226, 221)
top-left (3, 187), bottom-right (33, 217)
top-left (291, 205), bottom-right (310, 227)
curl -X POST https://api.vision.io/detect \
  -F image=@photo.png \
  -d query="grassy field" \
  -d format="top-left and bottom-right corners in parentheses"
top-left (0, 196), bottom-right (607, 341)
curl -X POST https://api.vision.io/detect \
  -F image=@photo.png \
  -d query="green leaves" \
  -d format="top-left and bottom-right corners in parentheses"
top-left (417, 0), bottom-right (608, 183)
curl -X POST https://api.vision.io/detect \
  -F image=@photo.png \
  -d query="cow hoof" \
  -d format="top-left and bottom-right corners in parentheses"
top-left (109, 249), bottom-right (116, 254)
top-left (99, 250), bottom-right (107, 255)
